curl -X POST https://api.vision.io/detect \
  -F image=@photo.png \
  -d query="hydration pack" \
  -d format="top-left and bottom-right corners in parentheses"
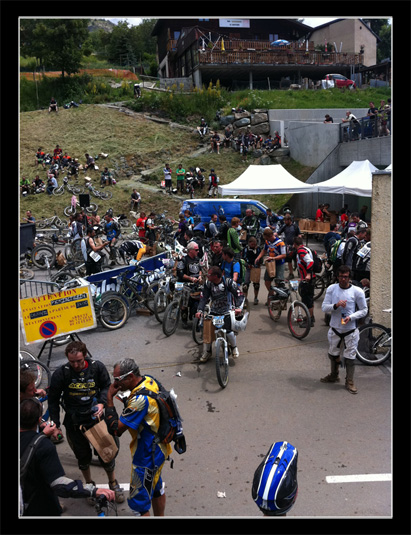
top-left (138, 375), bottom-right (186, 454)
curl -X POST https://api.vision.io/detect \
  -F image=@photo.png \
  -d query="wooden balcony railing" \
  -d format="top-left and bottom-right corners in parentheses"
top-left (197, 49), bottom-right (363, 66)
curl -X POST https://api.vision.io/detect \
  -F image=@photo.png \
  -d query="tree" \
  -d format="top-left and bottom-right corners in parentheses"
top-left (21, 19), bottom-right (90, 78)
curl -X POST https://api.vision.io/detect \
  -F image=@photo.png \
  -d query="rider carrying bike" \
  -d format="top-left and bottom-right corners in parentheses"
top-left (196, 265), bottom-right (248, 362)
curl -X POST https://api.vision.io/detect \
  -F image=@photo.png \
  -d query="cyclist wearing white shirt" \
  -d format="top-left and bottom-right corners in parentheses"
top-left (320, 264), bottom-right (368, 394)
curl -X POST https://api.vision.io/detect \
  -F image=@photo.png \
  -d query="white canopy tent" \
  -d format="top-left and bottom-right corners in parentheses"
top-left (313, 160), bottom-right (379, 198)
top-left (217, 165), bottom-right (314, 196)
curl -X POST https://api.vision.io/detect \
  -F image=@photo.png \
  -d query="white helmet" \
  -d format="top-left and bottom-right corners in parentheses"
top-left (230, 310), bottom-right (249, 332)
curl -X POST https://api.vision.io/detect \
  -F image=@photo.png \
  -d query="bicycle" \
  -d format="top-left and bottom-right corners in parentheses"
top-left (356, 309), bottom-right (391, 366)
top-left (20, 351), bottom-right (52, 423)
top-left (87, 183), bottom-right (113, 201)
top-left (53, 176), bottom-right (84, 196)
top-left (64, 200), bottom-right (98, 217)
top-left (267, 279), bottom-right (311, 340)
top-left (113, 267), bottom-right (166, 315)
top-left (153, 271), bottom-right (177, 324)
top-left (162, 281), bottom-right (202, 337)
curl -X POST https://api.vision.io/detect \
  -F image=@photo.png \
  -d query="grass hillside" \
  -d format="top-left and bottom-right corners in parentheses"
top-left (19, 103), bottom-right (316, 222)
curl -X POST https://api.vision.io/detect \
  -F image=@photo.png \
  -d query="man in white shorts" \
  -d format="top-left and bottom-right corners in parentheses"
top-left (321, 264), bottom-right (368, 394)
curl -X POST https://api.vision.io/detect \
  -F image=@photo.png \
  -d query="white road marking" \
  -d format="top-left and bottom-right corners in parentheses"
top-left (97, 483), bottom-right (130, 490)
top-left (326, 474), bottom-right (391, 483)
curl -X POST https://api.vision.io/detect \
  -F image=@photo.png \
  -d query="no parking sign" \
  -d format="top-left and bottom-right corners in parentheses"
top-left (20, 284), bottom-right (97, 344)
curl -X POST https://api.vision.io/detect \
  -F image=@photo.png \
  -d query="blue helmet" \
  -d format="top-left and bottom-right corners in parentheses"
top-left (252, 441), bottom-right (298, 515)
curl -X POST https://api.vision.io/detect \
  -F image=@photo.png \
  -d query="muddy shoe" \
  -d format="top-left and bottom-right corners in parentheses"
top-left (109, 479), bottom-right (125, 503)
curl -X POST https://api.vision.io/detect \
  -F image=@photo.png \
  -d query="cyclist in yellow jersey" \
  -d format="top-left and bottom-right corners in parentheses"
top-left (106, 359), bottom-right (172, 516)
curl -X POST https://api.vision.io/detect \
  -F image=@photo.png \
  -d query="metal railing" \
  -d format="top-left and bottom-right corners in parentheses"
top-left (340, 115), bottom-right (391, 142)
top-left (20, 280), bottom-right (60, 300)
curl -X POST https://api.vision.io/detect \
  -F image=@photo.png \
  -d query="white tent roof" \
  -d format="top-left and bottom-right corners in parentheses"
top-left (218, 165), bottom-right (314, 196)
top-left (314, 160), bottom-right (378, 197)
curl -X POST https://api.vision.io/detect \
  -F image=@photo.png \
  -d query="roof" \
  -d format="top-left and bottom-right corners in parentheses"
top-left (307, 18), bottom-right (380, 42)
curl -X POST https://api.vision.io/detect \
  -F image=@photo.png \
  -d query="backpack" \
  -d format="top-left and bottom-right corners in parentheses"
top-left (20, 433), bottom-right (48, 514)
top-left (311, 249), bottom-right (323, 273)
top-left (329, 239), bottom-right (346, 264)
top-left (222, 258), bottom-right (246, 284)
top-left (138, 376), bottom-right (186, 455)
top-left (204, 222), bottom-right (213, 239)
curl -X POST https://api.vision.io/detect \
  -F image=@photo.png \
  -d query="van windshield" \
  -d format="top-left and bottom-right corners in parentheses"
top-left (241, 203), bottom-right (266, 220)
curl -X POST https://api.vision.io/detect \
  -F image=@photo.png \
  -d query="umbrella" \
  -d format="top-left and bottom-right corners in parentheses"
top-left (271, 39), bottom-right (290, 46)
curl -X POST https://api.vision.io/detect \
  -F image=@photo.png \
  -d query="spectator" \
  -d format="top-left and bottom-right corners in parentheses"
top-left (197, 117), bottom-right (208, 138)
top-left (176, 164), bottom-right (186, 193)
top-left (255, 227), bottom-right (286, 302)
top-left (100, 167), bottom-right (112, 186)
top-left (320, 264), bottom-right (368, 393)
top-left (223, 125), bottom-right (233, 149)
top-left (20, 398), bottom-right (115, 516)
top-left (210, 131), bottom-right (221, 154)
top-left (23, 210), bottom-right (36, 223)
top-left (341, 111), bottom-right (360, 140)
top-left (339, 207), bottom-right (349, 229)
top-left (293, 236), bottom-right (316, 326)
top-left (208, 169), bottom-right (219, 198)
top-left (105, 358), bottom-right (173, 516)
top-left (315, 204), bottom-right (324, 221)
top-left (130, 189), bottom-right (141, 211)
top-left (352, 229), bottom-right (371, 283)
top-left (324, 114), bottom-right (334, 123)
top-left (145, 211), bottom-right (158, 246)
top-left (46, 174), bottom-right (58, 195)
top-left (272, 131), bottom-right (281, 150)
top-left (20, 176), bottom-right (31, 196)
top-left (163, 163), bottom-right (172, 192)
top-left (84, 153), bottom-right (96, 171)
top-left (104, 212), bottom-right (121, 263)
top-left (367, 101), bottom-right (378, 137)
top-left (35, 148), bottom-right (46, 168)
top-left (48, 97), bottom-right (58, 113)
top-left (47, 341), bottom-right (124, 503)
top-left (323, 224), bottom-right (342, 258)
top-left (262, 135), bottom-right (273, 152)
top-left (133, 83), bottom-right (141, 98)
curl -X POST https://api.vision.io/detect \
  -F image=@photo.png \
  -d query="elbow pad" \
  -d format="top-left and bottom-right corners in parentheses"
top-left (105, 406), bottom-right (119, 436)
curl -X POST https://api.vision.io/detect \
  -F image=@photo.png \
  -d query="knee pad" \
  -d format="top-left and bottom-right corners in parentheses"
top-left (79, 462), bottom-right (90, 471)
top-left (253, 282), bottom-right (260, 291)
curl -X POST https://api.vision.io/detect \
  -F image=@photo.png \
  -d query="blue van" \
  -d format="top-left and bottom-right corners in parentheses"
top-left (181, 198), bottom-right (275, 229)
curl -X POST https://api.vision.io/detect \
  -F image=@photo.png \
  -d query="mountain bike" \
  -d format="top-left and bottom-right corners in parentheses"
top-left (268, 279), bottom-right (311, 340)
top-left (53, 176), bottom-right (84, 196)
top-left (95, 494), bottom-right (118, 517)
top-left (356, 309), bottom-right (391, 366)
top-left (64, 200), bottom-right (98, 217)
top-left (113, 267), bottom-right (166, 315)
top-left (87, 183), bottom-right (113, 200)
top-left (153, 274), bottom-right (177, 324)
top-left (20, 351), bottom-right (52, 423)
top-left (162, 281), bottom-right (202, 337)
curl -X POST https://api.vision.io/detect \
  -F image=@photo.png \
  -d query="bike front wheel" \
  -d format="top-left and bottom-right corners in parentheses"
top-left (153, 288), bottom-right (170, 323)
top-left (20, 353), bottom-right (51, 391)
top-left (267, 296), bottom-right (283, 322)
top-left (32, 245), bottom-right (56, 269)
top-left (98, 291), bottom-right (130, 330)
top-left (356, 323), bottom-right (391, 365)
top-left (162, 300), bottom-right (180, 337)
top-left (287, 300), bottom-right (310, 339)
top-left (215, 338), bottom-right (229, 388)
top-left (52, 186), bottom-right (65, 196)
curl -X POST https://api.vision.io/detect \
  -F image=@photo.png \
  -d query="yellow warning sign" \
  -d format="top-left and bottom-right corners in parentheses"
top-left (20, 285), bottom-right (97, 344)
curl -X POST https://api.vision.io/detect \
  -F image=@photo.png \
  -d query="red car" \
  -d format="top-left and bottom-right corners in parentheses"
top-left (325, 74), bottom-right (356, 89)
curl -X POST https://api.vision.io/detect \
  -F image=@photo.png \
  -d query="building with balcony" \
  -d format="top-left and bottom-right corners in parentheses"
top-left (151, 18), bottom-right (367, 89)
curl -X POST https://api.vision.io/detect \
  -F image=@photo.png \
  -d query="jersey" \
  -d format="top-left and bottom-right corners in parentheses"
top-left (295, 246), bottom-right (315, 280)
top-left (265, 238), bottom-right (286, 264)
top-left (198, 276), bottom-right (244, 315)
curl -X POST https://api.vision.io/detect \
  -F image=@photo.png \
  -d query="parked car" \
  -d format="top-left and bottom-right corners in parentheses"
top-left (325, 74), bottom-right (356, 89)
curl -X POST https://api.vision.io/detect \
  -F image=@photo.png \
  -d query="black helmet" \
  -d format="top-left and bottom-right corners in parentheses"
top-left (252, 441), bottom-right (298, 515)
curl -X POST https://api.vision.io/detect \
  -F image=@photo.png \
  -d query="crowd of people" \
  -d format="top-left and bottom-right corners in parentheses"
top-left (20, 196), bottom-right (374, 517)
top-left (21, 143), bottom-right (111, 197)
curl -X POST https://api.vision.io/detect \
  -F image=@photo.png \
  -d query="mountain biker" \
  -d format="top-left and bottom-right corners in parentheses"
top-left (104, 213), bottom-right (121, 264)
top-left (177, 241), bottom-right (202, 328)
top-left (195, 265), bottom-right (248, 362)
top-left (293, 236), bottom-right (316, 327)
top-left (242, 236), bottom-right (262, 305)
top-left (241, 209), bottom-right (260, 244)
top-left (255, 228), bottom-right (286, 303)
top-left (48, 341), bottom-right (124, 503)
top-left (118, 239), bottom-right (147, 262)
top-left (105, 358), bottom-right (172, 516)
